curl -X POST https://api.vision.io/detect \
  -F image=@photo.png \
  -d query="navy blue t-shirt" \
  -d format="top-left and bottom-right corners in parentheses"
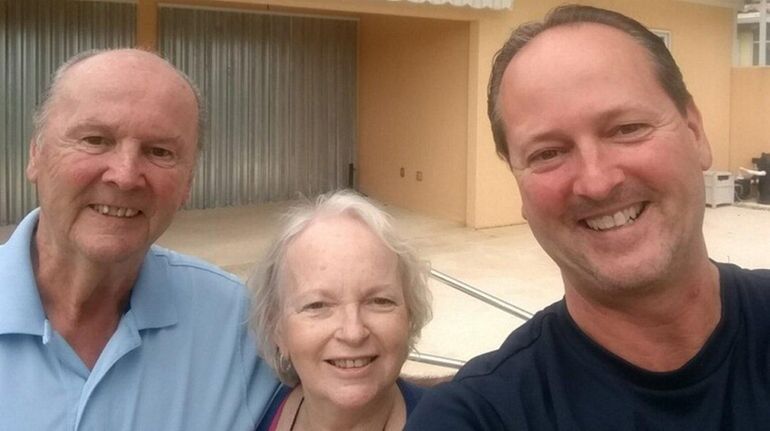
top-left (406, 263), bottom-right (770, 430)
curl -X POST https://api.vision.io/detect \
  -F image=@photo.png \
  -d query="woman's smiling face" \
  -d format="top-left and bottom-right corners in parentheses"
top-left (276, 213), bottom-right (410, 408)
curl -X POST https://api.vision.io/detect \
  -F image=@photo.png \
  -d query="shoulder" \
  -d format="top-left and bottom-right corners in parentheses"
top-left (137, 245), bottom-right (248, 327)
top-left (255, 385), bottom-right (293, 431)
top-left (454, 300), bottom-right (563, 384)
top-left (146, 245), bottom-right (245, 307)
top-left (0, 210), bottom-right (38, 263)
top-left (717, 261), bottom-right (770, 320)
top-left (0, 226), bottom-right (28, 270)
top-left (397, 378), bottom-right (426, 415)
top-left (717, 261), bottom-right (770, 287)
top-left (148, 245), bottom-right (243, 286)
top-left (718, 261), bottom-right (770, 305)
top-left (405, 301), bottom-right (565, 430)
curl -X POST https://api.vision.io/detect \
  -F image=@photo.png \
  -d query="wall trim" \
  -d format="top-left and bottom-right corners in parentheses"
top-left (158, 2), bottom-right (360, 21)
top-left (675, 0), bottom-right (740, 9)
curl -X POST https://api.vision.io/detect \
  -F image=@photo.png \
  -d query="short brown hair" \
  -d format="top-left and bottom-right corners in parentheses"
top-left (488, 4), bottom-right (691, 161)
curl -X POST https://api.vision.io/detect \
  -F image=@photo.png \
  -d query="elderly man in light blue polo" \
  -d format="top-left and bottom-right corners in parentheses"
top-left (0, 49), bottom-right (278, 430)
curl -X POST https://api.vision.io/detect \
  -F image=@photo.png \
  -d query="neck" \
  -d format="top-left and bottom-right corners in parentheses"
top-left (291, 385), bottom-right (403, 431)
top-left (33, 232), bottom-right (140, 369)
top-left (565, 260), bottom-right (721, 372)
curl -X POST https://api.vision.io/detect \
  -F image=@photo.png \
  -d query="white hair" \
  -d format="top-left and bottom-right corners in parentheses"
top-left (248, 190), bottom-right (432, 385)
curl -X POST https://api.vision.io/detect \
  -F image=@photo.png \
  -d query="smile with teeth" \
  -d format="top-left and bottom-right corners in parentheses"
top-left (584, 203), bottom-right (644, 231)
top-left (90, 204), bottom-right (139, 218)
top-left (328, 357), bottom-right (375, 369)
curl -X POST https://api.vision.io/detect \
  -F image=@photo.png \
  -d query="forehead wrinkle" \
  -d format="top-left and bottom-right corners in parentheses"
top-left (283, 216), bottom-right (399, 288)
top-left (44, 56), bottom-right (199, 155)
top-left (502, 27), bottom-right (668, 157)
top-left (56, 51), bottom-right (196, 115)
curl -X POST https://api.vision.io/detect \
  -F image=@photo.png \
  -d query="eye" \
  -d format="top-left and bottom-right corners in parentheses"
top-left (82, 136), bottom-right (110, 146)
top-left (613, 123), bottom-right (651, 139)
top-left (301, 301), bottom-right (327, 312)
top-left (369, 297), bottom-right (397, 309)
top-left (145, 146), bottom-right (178, 167)
top-left (373, 297), bottom-right (394, 305)
top-left (531, 149), bottom-right (561, 162)
top-left (148, 147), bottom-right (174, 159)
top-left (77, 135), bottom-right (113, 154)
top-left (526, 147), bottom-right (567, 169)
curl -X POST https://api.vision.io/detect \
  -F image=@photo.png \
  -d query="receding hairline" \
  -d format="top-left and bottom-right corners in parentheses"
top-left (33, 48), bottom-right (205, 149)
top-left (492, 21), bottom-right (671, 156)
top-left (59, 49), bottom-right (196, 104)
top-left (278, 211), bottom-right (401, 289)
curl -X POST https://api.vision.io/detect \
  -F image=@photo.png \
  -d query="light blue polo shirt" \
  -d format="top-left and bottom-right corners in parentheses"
top-left (0, 209), bottom-right (279, 430)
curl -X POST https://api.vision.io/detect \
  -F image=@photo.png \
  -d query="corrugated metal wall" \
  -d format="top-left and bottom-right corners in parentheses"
top-left (160, 7), bottom-right (357, 209)
top-left (0, 0), bottom-right (135, 225)
top-left (0, 2), bottom-right (356, 225)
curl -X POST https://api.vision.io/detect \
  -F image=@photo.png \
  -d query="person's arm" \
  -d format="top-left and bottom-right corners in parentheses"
top-left (404, 381), bottom-right (507, 431)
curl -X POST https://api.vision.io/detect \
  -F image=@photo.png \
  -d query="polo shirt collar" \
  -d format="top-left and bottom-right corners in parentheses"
top-left (0, 209), bottom-right (178, 336)
top-left (0, 209), bottom-right (46, 336)
top-left (128, 246), bottom-right (178, 330)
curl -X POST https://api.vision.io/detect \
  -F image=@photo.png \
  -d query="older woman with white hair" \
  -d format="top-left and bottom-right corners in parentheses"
top-left (250, 190), bottom-right (432, 431)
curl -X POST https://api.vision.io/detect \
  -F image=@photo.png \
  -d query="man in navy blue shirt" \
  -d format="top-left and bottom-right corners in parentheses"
top-left (407, 5), bottom-right (770, 430)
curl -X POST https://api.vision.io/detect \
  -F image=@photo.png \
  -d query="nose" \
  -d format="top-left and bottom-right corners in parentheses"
top-left (334, 305), bottom-right (370, 345)
top-left (101, 144), bottom-right (147, 190)
top-left (571, 142), bottom-right (625, 201)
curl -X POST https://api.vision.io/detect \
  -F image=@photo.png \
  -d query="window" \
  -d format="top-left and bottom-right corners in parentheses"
top-left (737, 0), bottom-right (770, 66)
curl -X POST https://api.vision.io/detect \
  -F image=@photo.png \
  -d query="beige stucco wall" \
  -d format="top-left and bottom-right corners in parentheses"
top-left (139, 0), bottom-right (736, 228)
top-left (730, 68), bottom-right (770, 171)
top-left (466, 0), bottom-right (735, 227)
top-left (142, 0), bottom-right (483, 224)
top-left (358, 15), bottom-right (470, 223)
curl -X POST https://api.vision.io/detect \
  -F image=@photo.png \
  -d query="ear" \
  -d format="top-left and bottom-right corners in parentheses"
top-left (26, 139), bottom-right (41, 183)
top-left (179, 180), bottom-right (192, 210)
top-left (177, 169), bottom-right (195, 210)
top-left (684, 100), bottom-right (712, 171)
top-left (273, 319), bottom-right (287, 357)
top-left (512, 173), bottom-right (528, 221)
top-left (506, 154), bottom-right (516, 172)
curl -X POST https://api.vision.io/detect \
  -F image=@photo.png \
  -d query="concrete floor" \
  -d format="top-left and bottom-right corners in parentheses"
top-left (2, 201), bottom-right (769, 377)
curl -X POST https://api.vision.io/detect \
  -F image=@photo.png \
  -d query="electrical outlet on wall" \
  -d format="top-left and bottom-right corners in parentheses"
top-left (416, 171), bottom-right (423, 181)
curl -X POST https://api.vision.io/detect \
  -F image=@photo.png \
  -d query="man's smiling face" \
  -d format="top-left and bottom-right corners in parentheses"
top-left (27, 50), bottom-right (199, 264)
top-left (500, 24), bottom-right (712, 297)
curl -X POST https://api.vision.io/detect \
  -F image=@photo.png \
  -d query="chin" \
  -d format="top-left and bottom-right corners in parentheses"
top-left (564, 247), bottom-right (670, 293)
top-left (72, 229), bottom-right (150, 261)
top-left (78, 242), bottom-right (148, 264)
top-left (589, 257), bottom-right (674, 294)
top-left (329, 384), bottom-right (388, 409)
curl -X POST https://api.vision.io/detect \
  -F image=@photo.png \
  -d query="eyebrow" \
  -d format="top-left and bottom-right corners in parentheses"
top-left (361, 283), bottom-right (401, 297)
top-left (64, 122), bottom-right (184, 144)
top-left (293, 282), bottom-right (400, 299)
top-left (63, 122), bottom-right (111, 136)
top-left (519, 104), bottom-right (657, 144)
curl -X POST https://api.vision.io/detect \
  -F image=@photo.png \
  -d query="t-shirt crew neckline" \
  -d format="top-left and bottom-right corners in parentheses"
top-left (556, 266), bottom-right (739, 392)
